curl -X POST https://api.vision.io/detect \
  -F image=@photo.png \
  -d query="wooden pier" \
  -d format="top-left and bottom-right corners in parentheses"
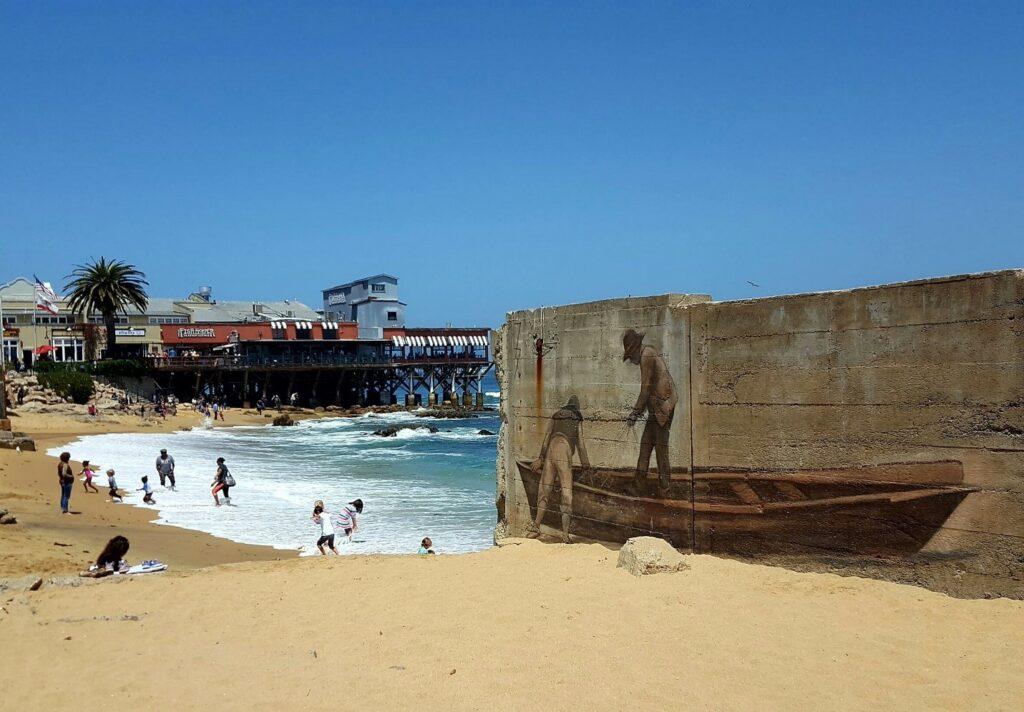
top-left (146, 354), bottom-right (493, 408)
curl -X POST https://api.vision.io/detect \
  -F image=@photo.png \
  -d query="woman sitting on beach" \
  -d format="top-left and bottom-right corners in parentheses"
top-left (419, 537), bottom-right (435, 555)
top-left (90, 535), bottom-right (130, 577)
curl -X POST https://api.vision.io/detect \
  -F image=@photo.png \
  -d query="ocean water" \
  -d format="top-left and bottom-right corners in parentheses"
top-left (49, 391), bottom-right (500, 556)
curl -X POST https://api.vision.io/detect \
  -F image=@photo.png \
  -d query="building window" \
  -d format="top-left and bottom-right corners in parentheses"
top-left (52, 337), bottom-right (85, 362)
top-left (2, 315), bottom-right (17, 326)
top-left (387, 311), bottom-right (398, 321)
top-left (372, 283), bottom-right (386, 293)
top-left (33, 315), bottom-right (75, 325)
top-left (89, 315), bottom-right (129, 325)
top-left (2, 338), bottom-right (18, 363)
top-left (149, 316), bottom-right (188, 325)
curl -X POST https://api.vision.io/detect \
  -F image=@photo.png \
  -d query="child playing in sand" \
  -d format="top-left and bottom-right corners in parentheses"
top-left (81, 460), bottom-right (100, 493)
top-left (138, 476), bottom-right (156, 504)
top-left (106, 468), bottom-right (123, 502)
top-left (419, 537), bottom-right (435, 555)
top-left (312, 501), bottom-right (339, 555)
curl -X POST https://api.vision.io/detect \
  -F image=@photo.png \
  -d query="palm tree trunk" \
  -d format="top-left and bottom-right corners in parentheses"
top-left (104, 312), bottom-right (117, 358)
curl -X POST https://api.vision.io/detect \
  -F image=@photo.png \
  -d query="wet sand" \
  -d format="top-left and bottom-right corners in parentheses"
top-left (0, 408), bottom-right (297, 576)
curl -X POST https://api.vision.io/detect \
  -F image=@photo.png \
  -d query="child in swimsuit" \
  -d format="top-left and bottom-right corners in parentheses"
top-left (81, 460), bottom-right (100, 493)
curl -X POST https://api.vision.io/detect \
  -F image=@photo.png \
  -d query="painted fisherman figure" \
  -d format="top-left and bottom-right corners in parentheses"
top-left (529, 395), bottom-right (592, 542)
top-left (623, 329), bottom-right (677, 491)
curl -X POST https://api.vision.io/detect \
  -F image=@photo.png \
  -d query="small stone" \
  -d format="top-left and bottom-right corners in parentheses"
top-left (616, 537), bottom-right (689, 577)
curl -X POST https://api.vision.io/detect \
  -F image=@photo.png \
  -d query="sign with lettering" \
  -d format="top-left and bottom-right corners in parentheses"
top-left (115, 328), bottom-right (146, 337)
top-left (327, 293), bottom-right (346, 306)
top-left (177, 327), bottom-right (216, 338)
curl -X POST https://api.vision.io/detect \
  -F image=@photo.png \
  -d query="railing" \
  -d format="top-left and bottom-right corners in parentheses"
top-left (145, 353), bottom-right (490, 369)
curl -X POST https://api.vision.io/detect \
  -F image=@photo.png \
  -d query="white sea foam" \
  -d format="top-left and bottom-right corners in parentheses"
top-left (48, 412), bottom-right (498, 556)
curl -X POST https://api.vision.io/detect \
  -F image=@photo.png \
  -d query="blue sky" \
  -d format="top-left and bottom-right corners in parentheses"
top-left (2, 1), bottom-right (1022, 327)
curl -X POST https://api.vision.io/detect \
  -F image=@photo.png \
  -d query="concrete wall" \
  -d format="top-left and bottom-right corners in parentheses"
top-left (496, 271), bottom-right (1024, 598)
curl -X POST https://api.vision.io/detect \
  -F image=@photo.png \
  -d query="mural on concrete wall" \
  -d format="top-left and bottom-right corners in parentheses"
top-left (517, 327), bottom-right (693, 548)
top-left (515, 328), bottom-right (976, 556)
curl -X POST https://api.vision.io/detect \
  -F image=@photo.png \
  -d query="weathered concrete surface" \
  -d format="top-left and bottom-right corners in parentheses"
top-left (496, 270), bottom-right (1024, 598)
top-left (497, 293), bottom-right (709, 545)
top-left (688, 270), bottom-right (1024, 598)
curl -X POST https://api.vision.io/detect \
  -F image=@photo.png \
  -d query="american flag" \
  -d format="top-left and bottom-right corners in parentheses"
top-left (33, 275), bottom-right (60, 315)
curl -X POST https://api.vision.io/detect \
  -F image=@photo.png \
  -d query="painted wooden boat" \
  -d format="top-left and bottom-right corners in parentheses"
top-left (515, 459), bottom-right (976, 555)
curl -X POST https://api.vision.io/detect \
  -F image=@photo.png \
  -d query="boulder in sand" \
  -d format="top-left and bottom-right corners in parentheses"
top-left (272, 414), bottom-right (296, 426)
top-left (616, 537), bottom-right (689, 576)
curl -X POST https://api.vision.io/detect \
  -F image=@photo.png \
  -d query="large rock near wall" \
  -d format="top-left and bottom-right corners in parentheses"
top-left (617, 537), bottom-right (689, 576)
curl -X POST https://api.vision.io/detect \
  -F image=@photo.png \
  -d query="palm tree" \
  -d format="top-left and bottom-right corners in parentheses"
top-left (64, 258), bottom-right (149, 358)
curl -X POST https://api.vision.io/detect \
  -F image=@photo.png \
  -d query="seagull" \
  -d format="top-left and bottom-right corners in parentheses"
top-left (746, 280), bottom-right (760, 288)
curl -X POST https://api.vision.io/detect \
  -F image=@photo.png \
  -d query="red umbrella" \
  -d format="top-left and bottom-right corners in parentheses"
top-left (34, 345), bottom-right (54, 355)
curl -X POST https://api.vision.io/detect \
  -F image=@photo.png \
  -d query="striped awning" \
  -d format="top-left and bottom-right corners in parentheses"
top-left (320, 321), bottom-right (338, 330)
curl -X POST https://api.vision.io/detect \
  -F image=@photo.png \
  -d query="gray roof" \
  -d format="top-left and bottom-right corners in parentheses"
top-left (1, 276), bottom-right (319, 322)
top-left (323, 274), bottom-right (399, 293)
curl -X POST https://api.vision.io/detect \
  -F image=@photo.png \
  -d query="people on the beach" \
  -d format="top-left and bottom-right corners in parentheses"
top-left (255, 397), bottom-right (265, 415)
top-left (106, 468), bottom-right (123, 502)
top-left (211, 457), bottom-right (233, 506)
top-left (312, 501), bottom-right (339, 555)
top-left (623, 328), bottom-right (677, 491)
top-left (95, 535), bottom-right (130, 573)
top-left (529, 395), bottom-right (591, 542)
top-left (138, 476), bottom-right (156, 504)
top-left (156, 449), bottom-right (176, 489)
top-left (333, 499), bottom-right (363, 541)
top-left (80, 459), bottom-right (100, 493)
top-left (419, 537), bottom-right (435, 555)
top-left (57, 451), bottom-right (74, 514)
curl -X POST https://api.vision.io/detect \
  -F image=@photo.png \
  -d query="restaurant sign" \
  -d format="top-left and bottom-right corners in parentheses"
top-left (115, 328), bottom-right (146, 337)
top-left (177, 327), bottom-right (216, 338)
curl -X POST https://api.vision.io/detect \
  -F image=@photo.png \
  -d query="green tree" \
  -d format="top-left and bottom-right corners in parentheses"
top-left (64, 258), bottom-right (149, 358)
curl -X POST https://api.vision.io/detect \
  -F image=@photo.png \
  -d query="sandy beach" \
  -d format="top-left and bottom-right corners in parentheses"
top-left (1, 410), bottom-right (1022, 711)
top-left (0, 540), bottom-right (1021, 711)
top-left (0, 407), bottom-right (299, 576)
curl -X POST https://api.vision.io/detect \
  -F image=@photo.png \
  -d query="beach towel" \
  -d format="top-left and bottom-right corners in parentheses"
top-left (125, 560), bottom-right (168, 575)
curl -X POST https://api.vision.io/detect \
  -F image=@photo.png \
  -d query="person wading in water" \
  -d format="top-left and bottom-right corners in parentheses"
top-left (623, 329), bottom-right (678, 492)
top-left (528, 395), bottom-right (592, 542)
